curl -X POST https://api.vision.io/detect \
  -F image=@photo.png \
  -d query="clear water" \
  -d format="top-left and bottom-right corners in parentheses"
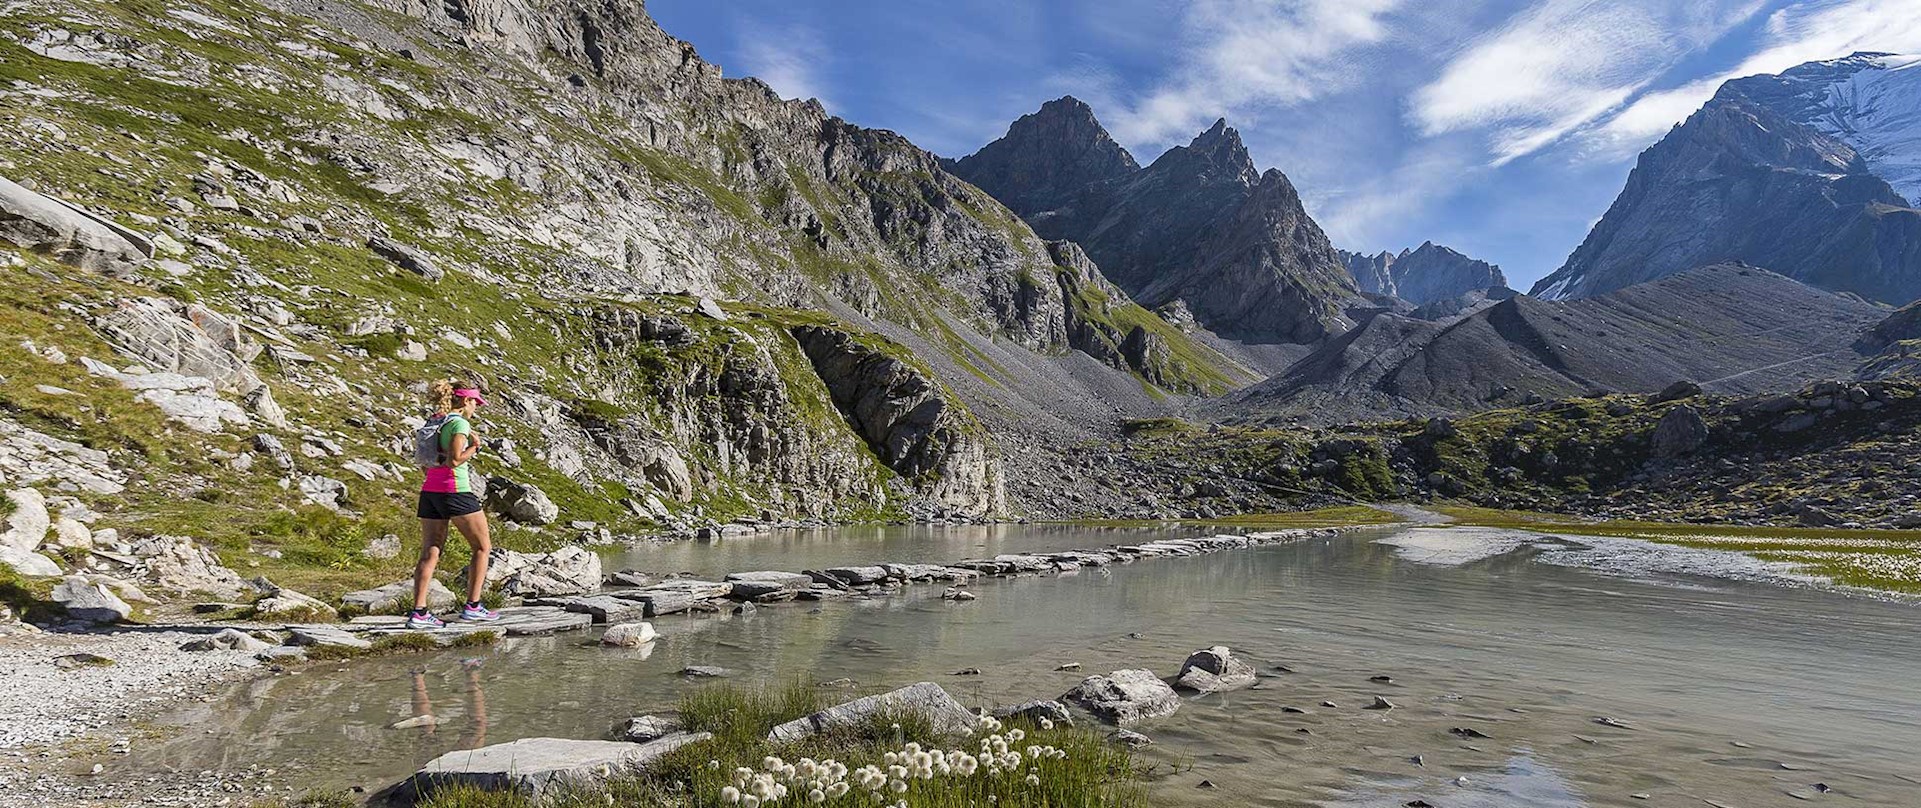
top-left (127, 525), bottom-right (1921, 806)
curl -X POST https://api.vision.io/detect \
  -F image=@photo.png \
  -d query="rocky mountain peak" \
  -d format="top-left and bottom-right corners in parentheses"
top-left (1158, 118), bottom-right (1258, 186)
top-left (1531, 54), bottom-right (1921, 304)
top-left (1339, 242), bottom-right (1506, 307)
top-left (948, 95), bottom-right (1139, 218)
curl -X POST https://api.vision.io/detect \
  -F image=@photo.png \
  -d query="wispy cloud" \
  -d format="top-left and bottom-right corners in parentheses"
top-left (1584, 0), bottom-right (1921, 157)
top-left (1097, 0), bottom-right (1405, 151)
top-left (734, 21), bottom-right (834, 106)
top-left (1411, 0), bottom-right (1768, 165)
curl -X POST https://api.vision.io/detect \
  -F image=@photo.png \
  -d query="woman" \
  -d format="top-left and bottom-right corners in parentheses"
top-left (408, 380), bottom-right (500, 629)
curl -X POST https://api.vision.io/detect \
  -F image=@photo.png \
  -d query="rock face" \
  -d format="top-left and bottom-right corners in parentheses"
top-left (767, 682), bottom-right (977, 742)
top-left (1533, 54), bottom-right (1921, 304)
top-left (954, 102), bottom-right (1359, 344)
top-left (1339, 242), bottom-right (1510, 307)
top-left (1172, 646), bottom-right (1256, 693)
top-left (792, 326), bottom-right (1004, 517)
top-left (0, 176), bottom-right (151, 273)
top-left (1061, 669), bottom-right (1182, 726)
top-left (1223, 265), bottom-right (1888, 424)
top-left (485, 477), bottom-right (560, 525)
top-left (947, 96), bottom-right (1140, 219)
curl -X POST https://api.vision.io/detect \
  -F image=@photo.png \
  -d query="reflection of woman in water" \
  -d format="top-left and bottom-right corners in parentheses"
top-left (407, 659), bottom-right (488, 750)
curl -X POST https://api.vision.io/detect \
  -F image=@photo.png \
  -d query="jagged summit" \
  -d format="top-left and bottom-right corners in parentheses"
top-left (1339, 241), bottom-right (1507, 308)
top-left (952, 102), bottom-right (1358, 344)
top-left (947, 95), bottom-right (1139, 218)
top-left (1533, 53), bottom-right (1921, 303)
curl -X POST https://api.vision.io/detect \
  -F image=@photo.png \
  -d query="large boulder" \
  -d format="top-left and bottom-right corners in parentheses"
top-left (0, 488), bottom-right (50, 553)
top-left (0, 547), bottom-right (62, 577)
top-left (92, 297), bottom-right (262, 394)
top-left (768, 682), bottom-right (976, 742)
top-left (366, 236), bottom-right (444, 281)
top-left (486, 477), bottom-right (559, 525)
top-left (600, 621), bottom-right (656, 647)
top-left (131, 535), bottom-right (249, 600)
top-left (1650, 405), bottom-right (1710, 458)
top-left (1061, 669), bottom-right (1181, 726)
top-left (0, 176), bottom-right (151, 273)
top-left (51, 575), bottom-right (132, 623)
top-left (1172, 646), bottom-right (1256, 693)
top-left (403, 734), bottom-right (708, 799)
top-left (477, 547), bottom-right (602, 598)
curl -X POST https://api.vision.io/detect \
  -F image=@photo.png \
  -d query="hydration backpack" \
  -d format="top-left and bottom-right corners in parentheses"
top-left (412, 414), bottom-right (448, 469)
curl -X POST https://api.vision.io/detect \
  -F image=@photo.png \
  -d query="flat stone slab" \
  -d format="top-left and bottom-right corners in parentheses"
top-left (607, 581), bottom-right (729, 616)
top-left (723, 571), bottom-right (814, 599)
top-left (341, 579), bottom-right (456, 614)
top-left (342, 606), bottom-right (591, 637)
top-left (768, 682), bottom-right (976, 743)
top-left (404, 732), bottom-right (709, 798)
top-left (286, 625), bottom-right (372, 649)
top-left (527, 594), bottom-right (649, 624)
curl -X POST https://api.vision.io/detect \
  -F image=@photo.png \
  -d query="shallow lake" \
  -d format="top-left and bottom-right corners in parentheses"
top-left (128, 523), bottom-right (1921, 806)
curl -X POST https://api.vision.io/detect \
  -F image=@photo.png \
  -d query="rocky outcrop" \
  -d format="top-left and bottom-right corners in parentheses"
top-left (131, 535), bottom-right (249, 600)
top-left (1340, 242), bottom-right (1509, 306)
top-left (792, 325), bottom-right (1004, 517)
top-left (476, 547), bottom-right (602, 598)
top-left (485, 477), bottom-right (559, 525)
top-left (1650, 405), bottom-right (1710, 457)
top-left (0, 176), bottom-right (151, 274)
top-left (955, 104), bottom-right (1359, 344)
top-left (1533, 55), bottom-right (1921, 304)
top-left (1048, 241), bottom-right (1215, 393)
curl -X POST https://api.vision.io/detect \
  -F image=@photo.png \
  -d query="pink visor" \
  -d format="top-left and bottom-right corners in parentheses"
top-left (453, 388), bottom-right (487, 406)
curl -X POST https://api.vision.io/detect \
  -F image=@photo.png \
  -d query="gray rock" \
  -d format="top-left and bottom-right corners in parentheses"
top-left (615, 714), bottom-right (680, 743)
top-left (1108, 729), bottom-right (1154, 748)
top-left (535, 594), bottom-right (647, 623)
top-left (993, 699), bottom-right (1073, 726)
top-left (296, 476), bottom-right (350, 511)
top-left (1173, 646), bottom-right (1256, 693)
top-left (1650, 405), bottom-right (1709, 458)
top-left (405, 733), bottom-right (708, 799)
top-left (679, 666), bottom-right (730, 678)
top-left (363, 533), bottom-right (403, 560)
top-left (474, 547), bottom-right (602, 598)
top-left (253, 582), bottom-right (338, 620)
top-left (1062, 669), bottom-right (1182, 725)
top-left (180, 628), bottom-right (270, 652)
top-left (0, 176), bottom-right (151, 273)
top-left (366, 236), bottom-right (444, 281)
top-left (0, 488), bottom-right (50, 553)
top-left (132, 535), bottom-right (248, 600)
top-left (724, 570), bottom-right (816, 600)
top-left (600, 622), bottom-right (656, 647)
top-left (768, 682), bottom-right (976, 742)
top-left (286, 625), bottom-right (372, 649)
top-left (1651, 380), bottom-right (1702, 403)
top-left (341, 579), bottom-right (455, 614)
top-left (0, 547), bottom-right (62, 577)
top-left (694, 297), bottom-right (728, 321)
top-left (51, 575), bottom-right (131, 623)
top-left (93, 297), bottom-right (262, 394)
top-left (486, 477), bottom-right (559, 525)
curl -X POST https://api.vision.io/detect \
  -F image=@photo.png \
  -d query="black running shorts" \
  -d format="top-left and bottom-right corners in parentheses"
top-left (417, 491), bottom-right (483, 520)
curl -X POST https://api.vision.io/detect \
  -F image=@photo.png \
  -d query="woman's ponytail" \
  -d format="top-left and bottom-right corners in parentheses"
top-left (427, 379), bottom-right (456, 412)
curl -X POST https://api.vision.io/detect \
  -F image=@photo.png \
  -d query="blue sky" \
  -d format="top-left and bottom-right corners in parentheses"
top-left (651, 0), bottom-right (1921, 290)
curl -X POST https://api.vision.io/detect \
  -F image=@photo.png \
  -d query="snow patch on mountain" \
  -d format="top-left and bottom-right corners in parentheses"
top-left (1786, 53), bottom-right (1921, 206)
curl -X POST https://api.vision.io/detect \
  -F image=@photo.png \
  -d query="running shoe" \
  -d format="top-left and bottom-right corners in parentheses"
top-left (460, 603), bottom-right (500, 622)
top-left (405, 611), bottom-right (446, 630)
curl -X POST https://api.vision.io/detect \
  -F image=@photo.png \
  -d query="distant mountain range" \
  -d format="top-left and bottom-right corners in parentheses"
top-left (1339, 241), bottom-right (1511, 307)
top-left (951, 98), bottom-right (1360, 345)
top-left (1222, 264), bottom-right (1890, 423)
top-left (1534, 53), bottom-right (1921, 305)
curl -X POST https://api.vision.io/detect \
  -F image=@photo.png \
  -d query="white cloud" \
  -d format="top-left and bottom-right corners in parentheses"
top-left (1585, 0), bottom-right (1921, 156)
top-left (1101, 0), bottom-right (1406, 151)
top-left (1411, 0), bottom-right (1768, 165)
top-left (735, 22), bottom-right (834, 106)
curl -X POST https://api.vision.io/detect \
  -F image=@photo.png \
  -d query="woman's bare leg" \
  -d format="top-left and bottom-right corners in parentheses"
top-left (450, 511), bottom-right (492, 605)
top-left (413, 519), bottom-right (448, 610)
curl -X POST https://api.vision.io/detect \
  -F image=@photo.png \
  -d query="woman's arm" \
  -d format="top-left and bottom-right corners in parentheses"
top-left (448, 432), bottom-right (481, 464)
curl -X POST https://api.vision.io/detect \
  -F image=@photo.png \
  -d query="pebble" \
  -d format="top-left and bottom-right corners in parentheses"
top-left (1365, 696), bottom-right (1396, 710)
top-left (1448, 727), bottom-right (1490, 739)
